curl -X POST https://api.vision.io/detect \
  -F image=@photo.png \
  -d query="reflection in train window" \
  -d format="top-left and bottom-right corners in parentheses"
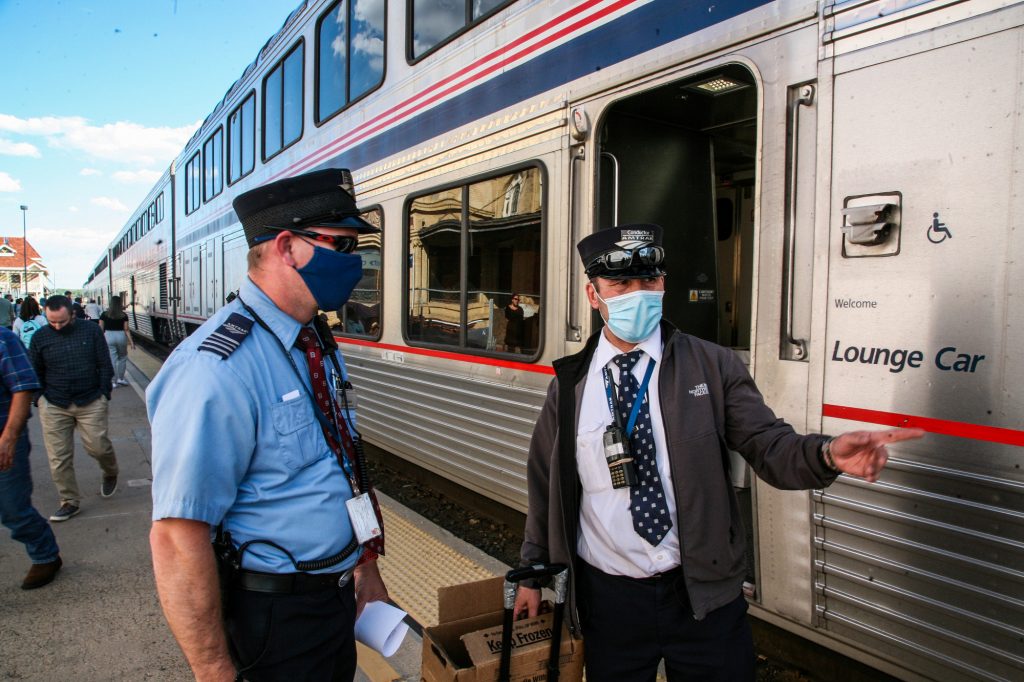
top-left (185, 151), bottom-right (201, 215)
top-left (263, 41), bottom-right (304, 160)
top-left (406, 166), bottom-right (542, 356)
top-left (321, 208), bottom-right (382, 339)
top-left (202, 127), bottom-right (223, 202)
top-left (409, 0), bottom-right (515, 60)
top-left (316, 0), bottom-right (385, 123)
top-left (228, 92), bottom-right (256, 184)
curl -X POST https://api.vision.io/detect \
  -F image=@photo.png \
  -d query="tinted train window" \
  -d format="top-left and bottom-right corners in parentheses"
top-left (228, 92), bottom-right (255, 184)
top-left (317, 0), bottom-right (385, 123)
top-left (263, 42), bottom-right (304, 160)
top-left (185, 152), bottom-right (201, 214)
top-left (203, 127), bottom-right (223, 202)
top-left (322, 208), bottom-right (383, 339)
top-left (410, 0), bottom-right (514, 60)
top-left (406, 166), bottom-right (543, 356)
top-left (157, 192), bottom-right (164, 222)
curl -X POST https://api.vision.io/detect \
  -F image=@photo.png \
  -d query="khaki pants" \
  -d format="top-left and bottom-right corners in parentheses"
top-left (39, 396), bottom-right (118, 505)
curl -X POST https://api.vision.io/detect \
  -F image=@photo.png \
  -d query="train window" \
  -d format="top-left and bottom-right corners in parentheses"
top-left (263, 41), bottom-right (304, 160)
top-left (228, 92), bottom-right (255, 184)
top-left (406, 165), bottom-right (543, 356)
top-left (321, 208), bottom-right (383, 339)
top-left (185, 151), bottom-right (201, 214)
top-left (316, 0), bottom-right (386, 124)
top-left (157, 192), bottom-right (164, 222)
top-left (409, 0), bottom-right (515, 61)
top-left (203, 127), bottom-right (224, 202)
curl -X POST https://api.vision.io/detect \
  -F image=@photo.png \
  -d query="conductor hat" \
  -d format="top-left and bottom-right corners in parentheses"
top-left (232, 168), bottom-right (379, 249)
top-left (577, 223), bottom-right (666, 279)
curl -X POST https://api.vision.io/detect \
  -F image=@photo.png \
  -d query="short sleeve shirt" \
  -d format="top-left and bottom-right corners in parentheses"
top-left (147, 278), bottom-right (360, 574)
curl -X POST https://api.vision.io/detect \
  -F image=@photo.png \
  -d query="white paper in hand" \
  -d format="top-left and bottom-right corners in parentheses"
top-left (354, 601), bottom-right (409, 657)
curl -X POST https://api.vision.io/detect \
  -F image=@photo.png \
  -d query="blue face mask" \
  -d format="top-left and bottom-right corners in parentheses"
top-left (296, 246), bottom-right (363, 312)
top-left (595, 288), bottom-right (664, 343)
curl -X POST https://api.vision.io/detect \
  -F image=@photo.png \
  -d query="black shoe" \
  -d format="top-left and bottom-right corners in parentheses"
top-left (21, 557), bottom-right (62, 590)
top-left (50, 503), bottom-right (80, 522)
top-left (101, 475), bottom-right (118, 498)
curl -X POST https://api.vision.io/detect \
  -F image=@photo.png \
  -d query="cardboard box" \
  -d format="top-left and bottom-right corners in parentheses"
top-left (421, 576), bottom-right (584, 682)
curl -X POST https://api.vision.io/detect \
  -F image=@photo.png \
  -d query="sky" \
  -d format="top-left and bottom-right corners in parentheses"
top-left (0, 0), bottom-right (302, 291)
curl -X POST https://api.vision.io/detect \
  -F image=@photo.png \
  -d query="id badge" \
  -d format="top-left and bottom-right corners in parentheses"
top-left (345, 492), bottom-right (381, 544)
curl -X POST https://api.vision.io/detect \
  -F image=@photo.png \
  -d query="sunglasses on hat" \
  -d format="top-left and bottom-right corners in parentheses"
top-left (586, 245), bottom-right (665, 276)
top-left (261, 225), bottom-right (359, 253)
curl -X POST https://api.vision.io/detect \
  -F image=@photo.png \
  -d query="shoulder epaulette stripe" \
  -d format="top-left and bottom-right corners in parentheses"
top-left (198, 312), bottom-right (254, 359)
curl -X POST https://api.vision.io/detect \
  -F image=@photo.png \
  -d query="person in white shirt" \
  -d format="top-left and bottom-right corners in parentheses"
top-left (84, 299), bottom-right (103, 320)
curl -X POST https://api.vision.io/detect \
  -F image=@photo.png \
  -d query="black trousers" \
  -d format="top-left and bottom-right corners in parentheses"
top-left (577, 561), bottom-right (754, 682)
top-left (225, 581), bottom-right (357, 681)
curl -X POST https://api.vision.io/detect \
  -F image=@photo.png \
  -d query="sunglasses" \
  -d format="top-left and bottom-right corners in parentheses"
top-left (263, 225), bottom-right (359, 253)
top-left (586, 245), bottom-right (664, 275)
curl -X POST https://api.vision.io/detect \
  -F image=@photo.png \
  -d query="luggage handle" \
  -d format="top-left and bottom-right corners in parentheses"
top-left (499, 563), bottom-right (569, 682)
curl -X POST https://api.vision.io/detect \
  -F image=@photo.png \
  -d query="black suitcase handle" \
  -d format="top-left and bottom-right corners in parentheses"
top-left (499, 563), bottom-right (569, 682)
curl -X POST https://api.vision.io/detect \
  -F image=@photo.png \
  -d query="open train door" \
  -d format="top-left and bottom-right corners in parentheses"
top-left (566, 10), bottom-right (827, 649)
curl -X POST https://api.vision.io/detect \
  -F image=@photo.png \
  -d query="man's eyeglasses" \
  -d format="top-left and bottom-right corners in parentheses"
top-left (586, 245), bottom-right (665, 275)
top-left (263, 225), bottom-right (359, 253)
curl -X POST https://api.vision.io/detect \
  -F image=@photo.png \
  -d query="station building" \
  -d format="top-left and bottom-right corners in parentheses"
top-left (0, 237), bottom-right (49, 298)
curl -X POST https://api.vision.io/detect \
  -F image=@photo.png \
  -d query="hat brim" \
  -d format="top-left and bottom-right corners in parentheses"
top-left (308, 214), bottom-right (380, 234)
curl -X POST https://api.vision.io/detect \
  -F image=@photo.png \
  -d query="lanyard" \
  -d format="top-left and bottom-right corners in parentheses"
top-left (602, 357), bottom-right (656, 436)
top-left (238, 298), bottom-right (359, 491)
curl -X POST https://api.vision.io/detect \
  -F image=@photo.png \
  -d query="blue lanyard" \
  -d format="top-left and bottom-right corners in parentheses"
top-left (602, 357), bottom-right (656, 436)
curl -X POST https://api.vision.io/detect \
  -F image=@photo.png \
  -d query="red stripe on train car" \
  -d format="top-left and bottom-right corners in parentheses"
top-left (335, 336), bottom-right (556, 375)
top-left (822, 403), bottom-right (1024, 447)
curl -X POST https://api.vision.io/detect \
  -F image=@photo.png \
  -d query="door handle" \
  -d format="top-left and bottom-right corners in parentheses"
top-left (782, 84), bottom-right (814, 361)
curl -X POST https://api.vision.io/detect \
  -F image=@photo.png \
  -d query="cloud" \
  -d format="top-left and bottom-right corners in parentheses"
top-left (91, 196), bottom-right (129, 212)
top-left (80, 168), bottom-right (102, 176)
top-left (0, 138), bottom-right (40, 157)
top-left (0, 114), bottom-right (199, 167)
top-left (0, 172), bottom-right (22, 192)
top-left (112, 169), bottom-right (161, 184)
top-left (69, 206), bottom-right (79, 213)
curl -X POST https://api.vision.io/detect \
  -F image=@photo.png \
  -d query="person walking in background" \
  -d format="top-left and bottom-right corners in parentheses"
top-left (13, 296), bottom-right (46, 348)
top-left (28, 295), bottom-right (118, 522)
top-left (0, 294), bottom-right (14, 329)
top-left (14, 298), bottom-right (22, 319)
top-left (0, 325), bottom-right (62, 589)
top-left (72, 297), bottom-right (86, 320)
top-left (84, 298), bottom-right (102, 321)
top-left (99, 296), bottom-right (134, 388)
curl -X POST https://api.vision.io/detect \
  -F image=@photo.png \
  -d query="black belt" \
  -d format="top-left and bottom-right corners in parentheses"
top-left (234, 568), bottom-right (354, 595)
top-left (581, 560), bottom-right (682, 585)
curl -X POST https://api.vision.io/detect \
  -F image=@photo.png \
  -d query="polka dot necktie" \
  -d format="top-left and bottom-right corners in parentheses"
top-left (613, 350), bottom-right (672, 546)
top-left (296, 327), bottom-right (385, 556)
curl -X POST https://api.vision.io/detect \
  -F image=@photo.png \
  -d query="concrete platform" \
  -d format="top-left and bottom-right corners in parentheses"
top-left (0, 348), bottom-right (512, 681)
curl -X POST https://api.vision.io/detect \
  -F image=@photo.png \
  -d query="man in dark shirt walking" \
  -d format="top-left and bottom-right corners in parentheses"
top-left (28, 296), bottom-right (118, 521)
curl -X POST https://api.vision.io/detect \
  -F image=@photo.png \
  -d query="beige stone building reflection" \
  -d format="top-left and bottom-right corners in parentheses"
top-left (409, 169), bottom-right (541, 353)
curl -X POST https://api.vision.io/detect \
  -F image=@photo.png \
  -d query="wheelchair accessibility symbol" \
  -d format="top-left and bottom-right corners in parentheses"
top-left (927, 212), bottom-right (953, 244)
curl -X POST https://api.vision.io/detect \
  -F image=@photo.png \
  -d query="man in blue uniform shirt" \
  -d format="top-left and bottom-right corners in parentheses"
top-left (148, 168), bottom-right (388, 681)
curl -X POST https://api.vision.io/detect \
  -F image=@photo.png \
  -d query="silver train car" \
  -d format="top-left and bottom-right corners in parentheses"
top-left (85, 1), bottom-right (1023, 679)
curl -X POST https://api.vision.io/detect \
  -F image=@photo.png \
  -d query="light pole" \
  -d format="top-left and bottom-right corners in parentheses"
top-left (19, 205), bottom-right (28, 296)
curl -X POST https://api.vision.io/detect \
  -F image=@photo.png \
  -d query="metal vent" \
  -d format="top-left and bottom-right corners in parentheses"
top-left (159, 262), bottom-right (168, 310)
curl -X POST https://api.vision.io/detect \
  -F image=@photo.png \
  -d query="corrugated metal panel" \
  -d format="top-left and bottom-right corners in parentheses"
top-left (346, 354), bottom-right (548, 512)
top-left (814, 458), bottom-right (1024, 681)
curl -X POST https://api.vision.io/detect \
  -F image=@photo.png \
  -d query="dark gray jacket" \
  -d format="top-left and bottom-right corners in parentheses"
top-left (520, 321), bottom-right (836, 629)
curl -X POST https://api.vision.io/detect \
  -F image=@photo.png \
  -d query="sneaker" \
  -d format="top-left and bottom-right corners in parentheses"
top-left (50, 503), bottom-right (80, 522)
top-left (117, 379), bottom-right (130, 386)
top-left (101, 475), bottom-right (118, 498)
top-left (21, 556), bottom-right (63, 590)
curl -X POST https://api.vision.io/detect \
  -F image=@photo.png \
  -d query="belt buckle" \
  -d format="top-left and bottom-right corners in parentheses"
top-left (338, 569), bottom-right (354, 588)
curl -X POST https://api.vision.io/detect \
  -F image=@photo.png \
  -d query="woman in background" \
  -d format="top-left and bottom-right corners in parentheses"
top-left (99, 296), bottom-right (134, 388)
top-left (13, 296), bottom-right (46, 348)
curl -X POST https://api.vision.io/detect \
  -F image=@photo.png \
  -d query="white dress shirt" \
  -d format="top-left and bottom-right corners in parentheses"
top-left (576, 326), bottom-right (680, 578)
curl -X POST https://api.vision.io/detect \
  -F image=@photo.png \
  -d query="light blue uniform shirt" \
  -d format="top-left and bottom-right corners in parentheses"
top-left (147, 278), bottom-right (360, 573)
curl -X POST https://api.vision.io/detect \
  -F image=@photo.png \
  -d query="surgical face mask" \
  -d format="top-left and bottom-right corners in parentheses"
top-left (296, 245), bottom-right (363, 312)
top-left (594, 288), bottom-right (664, 343)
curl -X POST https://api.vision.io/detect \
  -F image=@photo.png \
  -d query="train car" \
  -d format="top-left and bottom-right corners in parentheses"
top-left (91, 1), bottom-right (1023, 680)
